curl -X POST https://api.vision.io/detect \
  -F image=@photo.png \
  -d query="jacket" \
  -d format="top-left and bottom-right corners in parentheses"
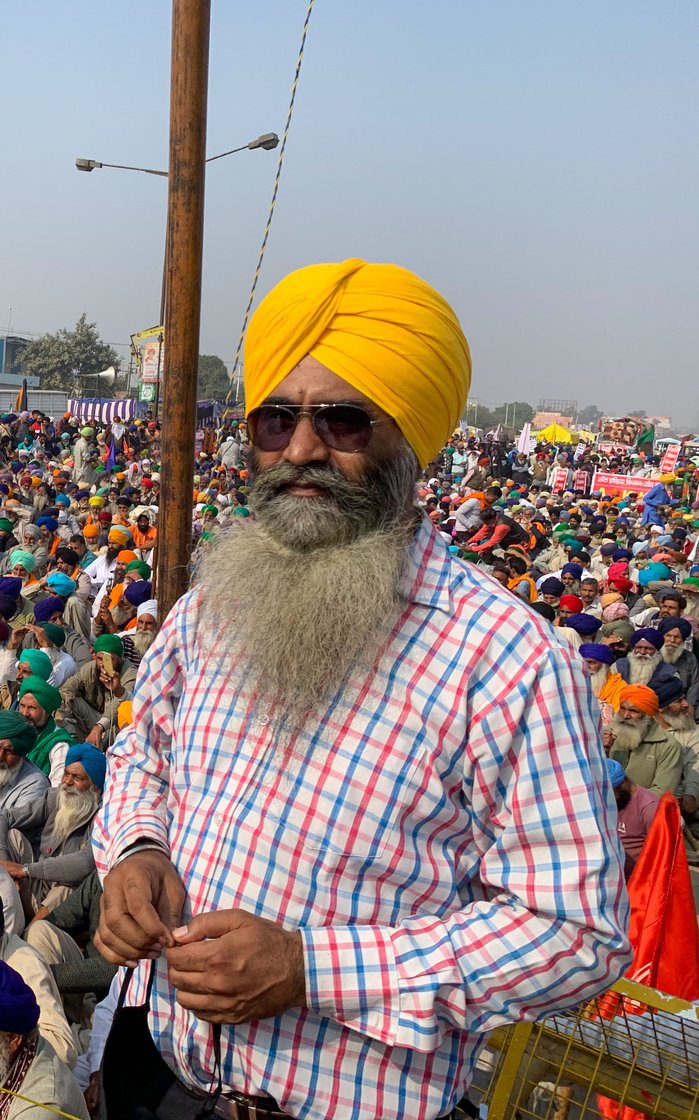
top-left (610, 723), bottom-right (683, 795)
top-left (0, 787), bottom-right (97, 886)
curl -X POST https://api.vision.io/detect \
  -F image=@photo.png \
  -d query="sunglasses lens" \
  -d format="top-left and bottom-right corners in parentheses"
top-left (316, 405), bottom-right (373, 451)
top-left (248, 407), bottom-right (296, 451)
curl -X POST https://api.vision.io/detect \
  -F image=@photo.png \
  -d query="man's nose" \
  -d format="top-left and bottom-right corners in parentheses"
top-left (282, 415), bottom-right (331, 466)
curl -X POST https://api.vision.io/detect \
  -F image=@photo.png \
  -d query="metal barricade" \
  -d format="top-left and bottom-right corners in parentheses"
top-left (469, 977), bottom-right (699, 1119)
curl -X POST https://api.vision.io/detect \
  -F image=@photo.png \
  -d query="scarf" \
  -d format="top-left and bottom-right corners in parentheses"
top-left (0, 1033), bottom-right (38, 1119)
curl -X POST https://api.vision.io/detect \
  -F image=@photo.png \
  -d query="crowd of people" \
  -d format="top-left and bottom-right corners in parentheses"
top-left (0, 260), bottom-right (692, 1117)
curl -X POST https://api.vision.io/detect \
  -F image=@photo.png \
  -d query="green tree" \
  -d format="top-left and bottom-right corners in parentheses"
top-left (492, 401), bottom-right (535, 428)
top-left (577, 404), bottom-right (604, 428)
top-left (19, 314), bottom-right (121, 396)
top-left (197, 354), bottom-right (232, 400)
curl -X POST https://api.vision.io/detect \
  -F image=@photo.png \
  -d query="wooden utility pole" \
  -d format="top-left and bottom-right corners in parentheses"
top-left (157, 0), bottom-right (211, 618)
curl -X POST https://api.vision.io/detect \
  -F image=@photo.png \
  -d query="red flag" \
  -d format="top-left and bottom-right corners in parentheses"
top-left (599, 793), bottom-right (699, 1119)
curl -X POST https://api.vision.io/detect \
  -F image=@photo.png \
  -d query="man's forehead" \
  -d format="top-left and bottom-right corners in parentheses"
top-left (265, 357), bottom-right (378, 410)
top-left (64, 763), bottom-right (87, 779)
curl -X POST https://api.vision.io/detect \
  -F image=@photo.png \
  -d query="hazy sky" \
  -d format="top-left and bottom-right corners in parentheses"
top-left (1, 1), bottom-right (697, 421)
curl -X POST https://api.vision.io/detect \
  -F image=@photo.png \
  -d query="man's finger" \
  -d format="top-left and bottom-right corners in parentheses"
top-left (171, 908), bottom-right (251, 944)
top-left (120, 877), bottom-right (173, 943)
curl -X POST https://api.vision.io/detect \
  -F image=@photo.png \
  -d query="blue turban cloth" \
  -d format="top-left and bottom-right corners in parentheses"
top-left (600, 542), bottom-right (617, 556)
top-left (561, 563), bottom-right (583, 580)
top-left (638, 562), bottom-right (672, 587)
top-left (566, 540), bottom-right (584, 553)
top-left (540, 577), bottom-right (564, 597)
top-left (124, 580), bottom-right (153, 607)
top-left (657, 616), bottom-right (692, 641)
top-left (46, 572), bottom-right (77, 597)
top-left (66, 743), bottom-right (107, 791)
top-left (36, 516), bottom-right (58, 533)
top-left (651, 674), bottom-right (684, 708)
top-left (565, 613), bottom-right (602, 637)
top-left (579, 642), bottom-right (614, 665)
top-left (55, 493), bottom-right (70, 508)
top-left (0, 594), bottom-right (17, 621)
top-left (630, 627), bottom-right (664, 650)
top-left (33, 597), bottom-right (65, 623)
top-left (0, 961), bottom-right (40, 1032)
top-left (0, 577), bottom-right (22, 600)
top-left (612, 548), bottom-right (632, 561)
top-left (607, 758), bottom-right (626, 790)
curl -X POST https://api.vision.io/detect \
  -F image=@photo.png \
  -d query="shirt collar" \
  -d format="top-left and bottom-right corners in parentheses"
top-left (399, 515), bottom-right (454, 614)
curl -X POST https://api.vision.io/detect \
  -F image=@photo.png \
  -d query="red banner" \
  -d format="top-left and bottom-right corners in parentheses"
top-left (549, 466), bottom-right (568, 493)
top-left (590, 470), bottom-right (657, 496)
top-left (660, 443), bottom-right (681, 474)
top-left (572, 469), bottom-right (588, 493)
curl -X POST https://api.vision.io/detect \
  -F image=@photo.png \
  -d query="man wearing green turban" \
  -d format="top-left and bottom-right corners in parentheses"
top-left (0, 710), bottom-right (48, 812)
top-left (59, 635), bottom-right (136, 746)
top-left (18, 677), bottom-right (75, 782)
top-left (0, 647), bottom-right (53, 711)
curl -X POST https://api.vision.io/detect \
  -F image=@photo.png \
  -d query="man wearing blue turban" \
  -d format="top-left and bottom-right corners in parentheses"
top-left (0, 960), bottom-right (88, 1117)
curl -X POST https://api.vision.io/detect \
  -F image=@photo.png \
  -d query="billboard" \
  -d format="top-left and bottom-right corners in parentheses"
top-left (131, 326), bottom-right (164, 385)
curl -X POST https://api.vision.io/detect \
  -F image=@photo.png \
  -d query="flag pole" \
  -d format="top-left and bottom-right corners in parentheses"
top-left (157, 0), bottom-right (211, 618)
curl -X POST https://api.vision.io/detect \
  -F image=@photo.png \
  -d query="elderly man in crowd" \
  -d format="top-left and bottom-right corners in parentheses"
top-left (615, 628), bottom-right (679, 692)
top-left (59, 634), bottom-right (136, 746)
top-left (0, 712), bottom-right (47, 814)
top-left (606, 683), bottom-right (683, 795)
top-left (656, 615), bottom-right (699, 713)
top-left (94, 259), bottom-right (629, 1120)
top-left (18, 676), bottom-right (74, 784)
top-left (579, 642), bottom-right (626, 718)
top-left (0, 961), bottom-right (88, 1120)
top-left (33, 596), bottom-right (92, 668)
top-left (652, 676), bottom-right (699, 833)
top-left (0, 742), bottom-right (104, 918)
top-left (0, 903), bottom-right (76, 1068)
top-left (0, 643), bottom-right (53, 710)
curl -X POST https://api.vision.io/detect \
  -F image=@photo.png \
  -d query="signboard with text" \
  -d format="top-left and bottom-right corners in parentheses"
top-left (590, 470), bottom-right (657, 497)
top-left (131, 326), bottom-right (164, 385)
top-left (549, 467), bottom-right (569, 493)
top-left (660, 443), bottom-right (681, 474)
top-left (573, 469), bottom-right (589, 493)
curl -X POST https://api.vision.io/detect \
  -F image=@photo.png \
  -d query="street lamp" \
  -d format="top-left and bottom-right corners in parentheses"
top-left (74, 133), bottom-right (279, 176)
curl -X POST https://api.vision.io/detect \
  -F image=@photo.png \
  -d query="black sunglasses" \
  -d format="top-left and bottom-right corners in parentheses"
top-left (247, 402), bottom-right (382, 454)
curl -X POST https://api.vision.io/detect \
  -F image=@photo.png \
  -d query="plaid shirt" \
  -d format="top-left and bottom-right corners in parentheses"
top-left (93, 517), bottom-right (630, 1120)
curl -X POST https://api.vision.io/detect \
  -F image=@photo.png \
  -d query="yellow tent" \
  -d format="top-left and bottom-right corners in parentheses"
top-left (572, 429), bottom-right (597, 442)
top-left (536, 423), bottom-right (573, 443)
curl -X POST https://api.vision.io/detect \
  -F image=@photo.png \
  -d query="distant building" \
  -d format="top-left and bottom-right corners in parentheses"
top-left (533, 410), bottom-right (573, 429)
top-left (646, 415), bottom-right (672, 432)
top-left (0, 334), bottom-right (66, 415)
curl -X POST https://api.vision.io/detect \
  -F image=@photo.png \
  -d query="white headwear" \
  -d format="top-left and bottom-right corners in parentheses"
top-left (137, 599), bottom-right (158, 619)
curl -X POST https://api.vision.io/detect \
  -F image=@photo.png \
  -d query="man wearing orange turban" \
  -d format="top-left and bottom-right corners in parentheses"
top-left (96, 259), bottom-right (630, 1119)
top-left (607, 684), bottom-right (682, 794)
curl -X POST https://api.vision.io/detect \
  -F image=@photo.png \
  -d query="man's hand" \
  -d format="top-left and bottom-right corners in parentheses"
top-left (166, 909), bottom-right (306, 1025)
top-left (86, 724), bottom-right (104, 749)
top-left (95, 849), bottom-right (185, 966)
top-left (681, 795), bottom-right (698, 816)
top-left (0, 860), bottom-right (27, 881)
top-left (602, 729), bottom-right (616, 753)
top-left (99, 668), bottom-right (124, 697)
top-left (84, 1071), bottom-right (101, 1120)
top-left (26, 623), bottom-right (50, 648)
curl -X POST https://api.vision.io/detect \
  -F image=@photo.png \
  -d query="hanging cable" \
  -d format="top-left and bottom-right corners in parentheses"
top-left (225, 0), bottom-right (317, 409)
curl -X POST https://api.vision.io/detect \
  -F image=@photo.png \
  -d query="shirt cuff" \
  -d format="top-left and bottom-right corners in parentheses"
top-left (301, 924), bottom-right (399, 1045)
top-left (105, 823), bottom-right (170, 870)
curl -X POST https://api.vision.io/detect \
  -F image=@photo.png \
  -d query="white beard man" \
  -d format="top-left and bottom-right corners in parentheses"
top-left (94, 259), bottom-right (629, 1120)
top-left (607, 684), bottom-right (683, 796)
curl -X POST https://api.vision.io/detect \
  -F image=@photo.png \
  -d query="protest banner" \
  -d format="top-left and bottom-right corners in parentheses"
top-left (590, 471), bottom-right (657, 497)
top-left (660, 443), bottom-right (681, 474)
top-left (573, 469), bottom-right (589, 493)
top-left (549, 467), bottom-right (569, 493)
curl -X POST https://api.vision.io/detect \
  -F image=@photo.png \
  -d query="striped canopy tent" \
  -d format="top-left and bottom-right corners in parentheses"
top-left (536, 423), bottom-right (573, 443)
top-left (67, 398), bottom-right (146, 425)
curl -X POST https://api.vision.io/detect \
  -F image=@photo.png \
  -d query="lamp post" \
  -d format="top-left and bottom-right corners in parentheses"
top-left (75, 131), bottom-right (279, 412)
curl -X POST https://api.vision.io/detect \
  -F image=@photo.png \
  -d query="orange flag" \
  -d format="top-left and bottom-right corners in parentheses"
top-left (599, 792), bottom-right (699, 1120)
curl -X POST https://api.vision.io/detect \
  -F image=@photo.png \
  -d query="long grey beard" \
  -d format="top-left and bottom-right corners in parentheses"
top-left (610, 715), bottom-right (651, 751)
top-left (0, 1034), bottom-right (13, 1086)
top-left (0, 760), bottom-right (21, 790)
top-left (589, 667), bottom-right (610, 695)
top-left (663, 711), bottom-right (695, 732)
top-left (196, 448), bottom-right (420, 738)
top-left (661, 643), bottom-right (685, 664)
top-left (627, 651), bottom-right (662, 685)
top-left (130, 630), bottom-right (155, 660)
top-left (51, 786), bottom-right (100, 846)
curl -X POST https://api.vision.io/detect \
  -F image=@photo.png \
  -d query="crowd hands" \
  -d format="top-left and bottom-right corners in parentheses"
top-left (0, 406), bottom-right (695, 1116)
top-left (424, 431), bottom-right (699, 878)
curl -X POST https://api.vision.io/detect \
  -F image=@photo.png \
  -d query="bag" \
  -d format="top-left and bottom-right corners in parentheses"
top-left (100, 964), bottom-right (222, 1120)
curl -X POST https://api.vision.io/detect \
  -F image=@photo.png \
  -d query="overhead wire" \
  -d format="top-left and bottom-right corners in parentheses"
top-left (225, 0), bottom-right (317, 410)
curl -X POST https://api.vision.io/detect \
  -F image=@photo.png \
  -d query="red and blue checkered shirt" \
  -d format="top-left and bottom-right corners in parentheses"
top-left (93, 517), bottom-right (630, 1120)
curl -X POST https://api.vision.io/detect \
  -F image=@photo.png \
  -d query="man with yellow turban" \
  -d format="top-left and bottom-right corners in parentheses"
top-left (96, 260), bottom-right (629, 1120)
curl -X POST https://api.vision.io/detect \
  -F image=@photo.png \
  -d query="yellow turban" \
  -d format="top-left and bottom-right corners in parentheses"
top-left (243, 259), bottom-right (471, 468)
